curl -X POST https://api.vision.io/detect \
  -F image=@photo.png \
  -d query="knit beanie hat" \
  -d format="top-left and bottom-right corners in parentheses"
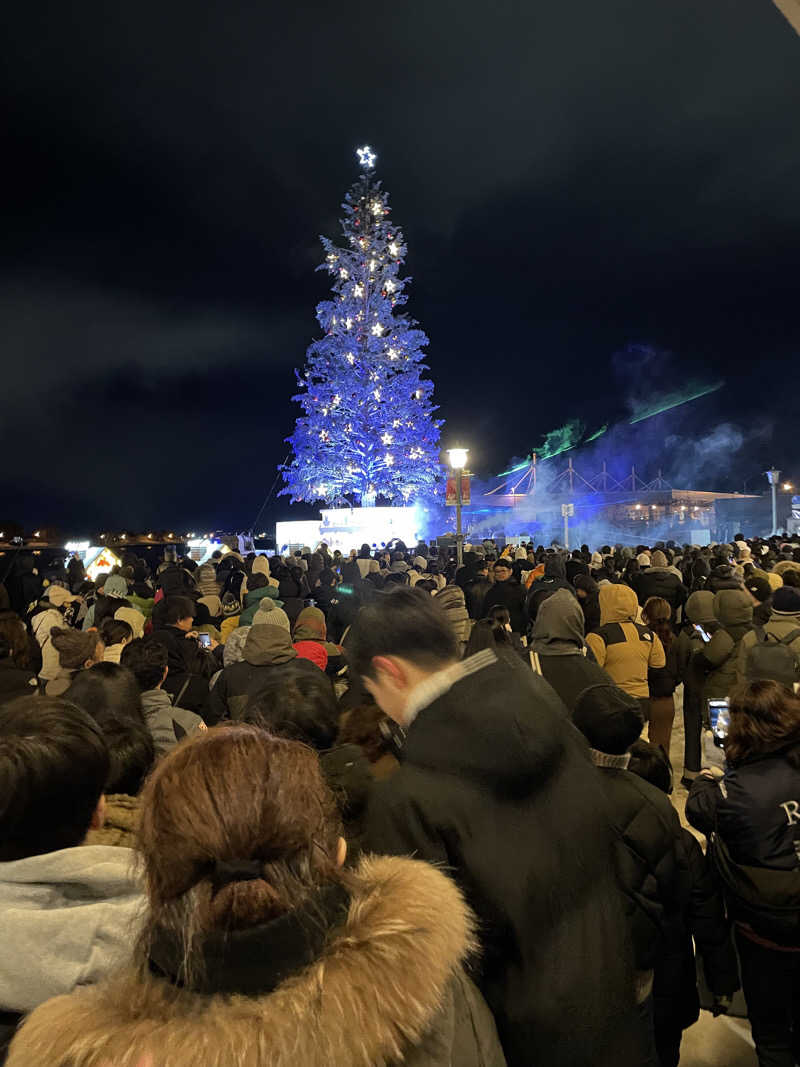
top-left (253, 606), bottom-right (290, 631)
top-left (573, 684), bottom-right (644, 755)
top-left (45, 585), bottom-right (76, 607)
top-left (114, 606), bottom-right (145, 639)
top-left (772, 587), bottom-right (800, 616)
top-left (637, 552), bottom-right (651, 567)
top-left (650, 550), bottom-right (668, 568)
top-left (413, 556), bottom-right (428, 571)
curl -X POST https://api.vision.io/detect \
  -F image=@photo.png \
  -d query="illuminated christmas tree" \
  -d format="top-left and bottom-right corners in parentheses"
top-left (281, 146), bottom-right (443, 507)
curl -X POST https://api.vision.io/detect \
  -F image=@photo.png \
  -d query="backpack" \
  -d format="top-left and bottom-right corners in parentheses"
top-left (745, 627), bottom-right (800, 688)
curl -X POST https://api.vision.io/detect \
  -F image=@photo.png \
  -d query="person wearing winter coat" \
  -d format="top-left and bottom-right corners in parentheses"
top-left (7, 728), bottom-right (507, 1067)
top-left (45, 628), bottom-right (104, 697)
top-left (687, 680), bottom-right (800, 1067)
top-left (357, 587), bottom-right (648, 1067)
top-left (480, 558), bottom-right (528, 634)
top-left (236, 574), bottom-right (283, 626)
top-left (573, 572), bottom-right (601, 633)
top-left (633, 551), bottom-right (688, 616)
top-left (0, 610), bottom-right (38, 704)
top-left (291, 606), bottom-right (345, 674)
top-left (462, 559), bottom-right (493, 620)
top-left (672, 591), bottom-right (721, 786)
top-left (565, 548), bottom-right (590, 584)
top-left (696, 589), bottom-right (753, 702)
top-left (0, 697), bottom-right (145, 1060)
top-left (433, 584), bottom-right (471, 651)
top-left (585, 584), bottom-right (668, 719)
top-left (194, 561), bottom-right (220, 598)
top-left (736, 585), bottom-right (800, 686)
top-left (149, 595), bottom-right (220, 714)
top-left (627, 741), bottom-right (740, 1067)
top-left (207, 616), bottom-right (320, 722)
top-left (571, 684), bottom-right (692, 1062)
top-left (29, 585), bottom-right (80, 686)
top-left (120, 638), bottom-right (205, 754)
top-left (526, 554), bottom-right (573, 624)
top-left (528, 588), bottom-right (613, 711)
top-left (706, 561), bottom-right (742, 594)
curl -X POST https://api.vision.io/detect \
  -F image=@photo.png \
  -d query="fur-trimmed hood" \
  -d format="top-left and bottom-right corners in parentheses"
top-left (8, 855), bottom-right (501, 1067)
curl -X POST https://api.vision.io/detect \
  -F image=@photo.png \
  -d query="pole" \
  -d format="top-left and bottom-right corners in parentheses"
top-left (455, 467), bottom-right (463, 566)
top-left (772, 480), bottom-right (778, 536)
top-left (563, 510), bottom-right (569, 551)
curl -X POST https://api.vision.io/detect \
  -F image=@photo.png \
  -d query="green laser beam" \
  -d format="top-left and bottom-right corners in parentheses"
top-left (584, 424), bottom-right (608, 443)
top-left (629, 382), bottom-right (724, 425)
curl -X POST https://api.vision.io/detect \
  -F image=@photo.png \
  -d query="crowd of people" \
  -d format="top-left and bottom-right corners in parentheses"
top-left (0, 531), bottom-right (799, 1066)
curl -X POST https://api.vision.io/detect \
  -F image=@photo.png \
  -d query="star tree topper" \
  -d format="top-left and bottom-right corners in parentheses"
top-left (356, 144), bottom-right (377, 170)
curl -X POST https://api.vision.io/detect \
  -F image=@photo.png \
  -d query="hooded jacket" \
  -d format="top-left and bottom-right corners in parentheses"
top-left (573, 573), bottom-right (601, 634)
top-left (8, 856), bottom-right (505, 1067)
top-left (529, 589), bottom-right (613, 711)
top-left (525, 556), bottom-right (573, 624)
top-left (706, 563), bottom-right (742, 595)
top-left (0, 846), bottom-right (143, 1020)
top-left (208, 624), bottom-right (319, 721)
top-left (29, 602), bottom-right (68, 682)
top-left (292, 606), bottom-right (345, 673)
top-left (148, 625), bottom-right (218, 714)
top-left (696, 590), bottom-right (753, 701)
top-left (140, 688), bottom-right (204, 756)
top-left (366, 655), bottom-right (645, 1067)
top-left (586, 585), bottom-right (667, 699)
top-left (238, 584), bottom-right (283, 626)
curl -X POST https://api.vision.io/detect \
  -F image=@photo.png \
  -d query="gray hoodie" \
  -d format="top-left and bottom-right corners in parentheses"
top-left (0, 845), bottom-right (144, 1013)
top-left (140, 688), bottom-right (203, 755)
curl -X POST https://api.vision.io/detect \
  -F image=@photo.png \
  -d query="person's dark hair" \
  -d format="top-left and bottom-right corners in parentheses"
top-left (464, 618), bottom-right (512, 657)
top-left (383, 571), bottom-right (409, 587)
top-left (346, 586), bottom-right (459, 680)
top-left (782, 570), bottom-right (800, 589)
top-left (66, 661), bottom-right (154, 794)
top-left (164, 595), bottom-right (195, 626)
top-left (0, 696), bottom-right (109, 861)
top-left (121, 637), bottom-right (169, 692)
top-left (359, 543), bottom-right (371, 559)
top-left (99, 617), bottom-right (133, 648)
top-left (627, 739), bottom-right (672, 794)
top-left (248, 572), bottom-right (268, 591)
top-left (0, 611), bottom-right (31, 668)
top-left (94, 594), bottom-right (132, 628)
top-left (240, 665), bottom-right (338, 751)
top-left (487, 605), bottom-right (512, 628)
top-left (136, 727), bottom-right (345, 982)
top-left (50, 626), bottom-right (103, 671)
top-left (642, 597), bottom-right (673, 651)
top-left (726, 680), bottom-right (800, 766)
top-left (414, 578), bottom-right (437, 594)
top-left (66, 662), bottom-right (147, 727)
top-left (623, 559), bottom-right (640, 583)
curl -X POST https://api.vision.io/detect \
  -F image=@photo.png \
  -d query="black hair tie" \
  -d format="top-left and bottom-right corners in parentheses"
top-left (211, 859), bottom-right (263, 896)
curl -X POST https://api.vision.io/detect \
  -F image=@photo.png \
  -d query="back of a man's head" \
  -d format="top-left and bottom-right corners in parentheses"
top-left (0, 696), bottom-right (109, 861)
top-left (163, 595), bottom-right (195, 627)
top-left (121, 637), bottom-right (169, 692)
top-left (347, 586), bottom-right (459, 680)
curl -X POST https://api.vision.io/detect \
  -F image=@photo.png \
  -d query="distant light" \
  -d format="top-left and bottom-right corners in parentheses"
top-left (65, 541), bottom-right (89, 553)
top-left (447, 448), bottom-right (469, 470)
top-left (784, 483), bottom-right (793, 491)
top-left (356, 145), bottom-right (376, 169)
top-left (33, 531), bottom-right (40, 538)
top-left (635, 505), bottom-right (642, 511)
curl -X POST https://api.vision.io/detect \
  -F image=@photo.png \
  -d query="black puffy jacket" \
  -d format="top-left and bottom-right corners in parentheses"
top-left (687, 743), bottom-right (800, 946)
top-left (366, 655), bottom-right (646, 1067)
top-left (593, 762), bottom-right (689, 971)
top-left (706, 564), bottom-right (741, 594)
top-left (633, 568), bottom-right (688, 614)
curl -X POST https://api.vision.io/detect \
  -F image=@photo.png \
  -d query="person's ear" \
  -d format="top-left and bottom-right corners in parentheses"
top-left (90, 795), bottom-right (106, 832)
top-left (336, 837), bottom-right (347, 868)
top-left (162, 665), bottom-right (169, 683)
top-left (371, 655), bottom-right (405, 687)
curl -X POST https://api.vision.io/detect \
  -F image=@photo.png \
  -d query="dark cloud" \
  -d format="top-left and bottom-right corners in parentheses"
top-left (1, 0), bottom-right (799, 529)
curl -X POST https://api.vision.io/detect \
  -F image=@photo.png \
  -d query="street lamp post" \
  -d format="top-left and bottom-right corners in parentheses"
top-left (447, 448), bottom-right (469, 567)
top-left (766, 468), bottom-right (781, 535)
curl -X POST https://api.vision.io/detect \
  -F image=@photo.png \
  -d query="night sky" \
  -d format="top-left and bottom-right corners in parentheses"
top-left (3, 1), bottom-right (799, 534)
